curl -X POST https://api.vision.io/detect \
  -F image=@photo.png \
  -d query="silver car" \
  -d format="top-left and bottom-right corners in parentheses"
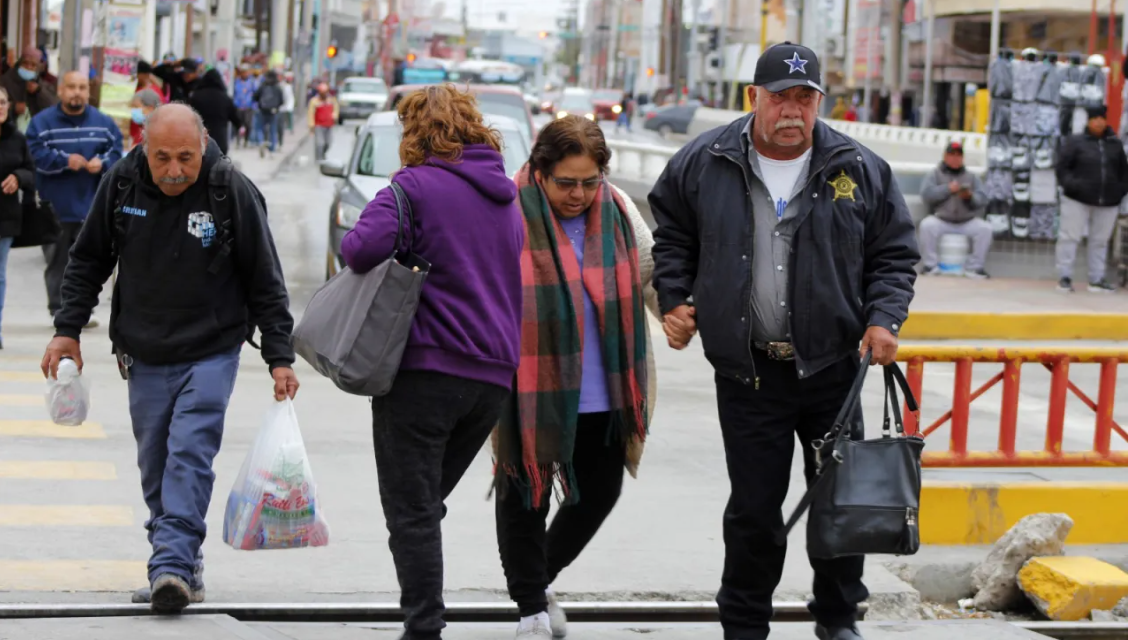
top-left (337, 77), bottom-right (389, 123)
top-left (319, 112), bottom-right (531, 279)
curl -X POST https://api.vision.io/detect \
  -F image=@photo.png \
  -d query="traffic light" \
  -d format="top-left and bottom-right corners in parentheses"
top-left (708, 27), bottom-right (720, 51)
top-left (326, 44), bottom-right (338, 59)
top-left (646, 67), bottom-right (654, 77)
top-left (406, 53), bottom-right (416, 63)
top-left (539, 31), bottom-right (548, 39)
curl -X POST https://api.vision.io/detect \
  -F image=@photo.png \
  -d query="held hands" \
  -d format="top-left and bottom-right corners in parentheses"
top-left (86, 157), bottom-right (103, 174)
top-left (272, 367), bottom-right (300, 401)
top-left (67, 154), bottom-right (87, 171)
top-left (41, 337), bottom-right (83, 379)
top-left (948, 180), bottom-right (961, 194)
top-left (1, 175), bottom-right (18, 195)
top-left (663, 304), bottom-right (697, 350)
top-left (860, 326), bottom-right (898, 366)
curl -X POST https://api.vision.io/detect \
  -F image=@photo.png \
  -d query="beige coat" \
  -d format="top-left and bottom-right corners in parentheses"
top-left (491, 183), bottom-right (661, 479)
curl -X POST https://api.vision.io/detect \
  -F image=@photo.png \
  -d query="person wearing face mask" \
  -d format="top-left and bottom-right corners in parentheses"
top-left (648, 42), bottom-right (919, 640)
top-left (0, 46), bottom-right (59, 125)
top-left (188, 69), bottom-right (242, 155)
top-left (26, 71), bottom-right (123, 327)
top-left (493, 115), bottom-right (660, 640)
top-left (0, 86), bottom-right (36, 350)
top-left (128, 89), bottom-right (162, 149)
top-left (41, 103), bottom-right (298, 614)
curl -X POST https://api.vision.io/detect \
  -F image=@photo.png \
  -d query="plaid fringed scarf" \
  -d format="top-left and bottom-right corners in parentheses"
top-left (496, 165), bottom-right (649, 509)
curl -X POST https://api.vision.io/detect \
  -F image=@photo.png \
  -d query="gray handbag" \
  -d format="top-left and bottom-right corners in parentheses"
top-left (292, 183), bottom-right (430, 397)
top-left (781, 353), bottom-right (925, 559)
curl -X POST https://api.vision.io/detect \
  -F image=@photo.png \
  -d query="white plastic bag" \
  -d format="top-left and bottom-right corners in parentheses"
top-left (45, 358), bottom-right (90, 426)
top-left (222, 399), bottom-right (330, 550)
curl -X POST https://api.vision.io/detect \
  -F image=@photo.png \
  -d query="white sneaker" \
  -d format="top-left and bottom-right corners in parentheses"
top-left (546, 589), bottom-right (567, 638)
top-left (84, 315), bottom-right (100, 329)
top-left (516, 612), bottom-right (553, 638)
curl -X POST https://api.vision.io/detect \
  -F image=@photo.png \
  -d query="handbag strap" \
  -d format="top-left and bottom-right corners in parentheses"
top-left (388, 182), bottom-right (415, 260)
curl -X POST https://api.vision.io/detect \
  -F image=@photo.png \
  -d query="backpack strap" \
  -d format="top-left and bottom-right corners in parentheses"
top-left (110, 174), bottom-right (135, 262)
top-left (206, 156), bottom-right (235, 275)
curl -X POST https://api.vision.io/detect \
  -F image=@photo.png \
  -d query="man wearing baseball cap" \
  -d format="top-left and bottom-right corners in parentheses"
top-left (649, 42), bottom-right (918, 640)
top-left (918, 141), bottom-right (992, 278)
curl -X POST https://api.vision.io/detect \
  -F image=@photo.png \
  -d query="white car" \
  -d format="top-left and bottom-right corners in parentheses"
top-left (337, 77), bottom-right (389, 123)
top-left (319, 111), bottom-right (531, 279)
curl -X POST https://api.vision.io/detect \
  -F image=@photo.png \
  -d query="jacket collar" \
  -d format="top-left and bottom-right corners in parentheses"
top-left (708, 114), bottom-right (857, 173)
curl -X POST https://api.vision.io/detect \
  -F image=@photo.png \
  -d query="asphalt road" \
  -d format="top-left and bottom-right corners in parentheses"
top-left (0, 131), bottom-right (1123, 607)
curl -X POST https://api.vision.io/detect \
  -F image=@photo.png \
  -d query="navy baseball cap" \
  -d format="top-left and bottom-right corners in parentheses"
top-left (753, 42), bottom-right (825, 95)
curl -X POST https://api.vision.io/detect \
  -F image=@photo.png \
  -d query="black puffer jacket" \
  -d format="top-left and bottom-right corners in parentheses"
top-left (650, 116), bottom-right (919, 384)
top-left (1057, 127), bottom-right (1128, 207)
top-left (188, 69), bottom-right (242, 155)
top-left (0, 122), bottom-right (35, 238)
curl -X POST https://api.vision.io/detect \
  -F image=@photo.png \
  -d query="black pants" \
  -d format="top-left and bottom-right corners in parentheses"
top-left (496, 411), bottom-right (625, 617)
top-left (371, 371), bottom-right (509, 640)
top-left (715, 353), bottom-right (868, 640)
top-left (44, 221), bottom-right (84, 316)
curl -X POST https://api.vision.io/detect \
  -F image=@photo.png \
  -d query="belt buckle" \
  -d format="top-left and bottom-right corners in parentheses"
top-left (766, 342), bottom-right (795, 361)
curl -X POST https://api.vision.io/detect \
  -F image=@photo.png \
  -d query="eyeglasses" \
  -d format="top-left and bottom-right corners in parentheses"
top-left (548, 175), bottom-right (602, 192)
top-left (0, 100), bottom-right (9, 107)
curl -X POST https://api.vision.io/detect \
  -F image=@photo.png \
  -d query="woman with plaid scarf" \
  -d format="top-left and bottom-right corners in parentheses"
top-left (493, 115), bottom-right (662, 639)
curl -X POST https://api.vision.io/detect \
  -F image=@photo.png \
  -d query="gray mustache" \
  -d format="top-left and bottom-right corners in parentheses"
top-left (775, 118), bottom-right (806, 130)
top-left (158, 176), bottom-right (191, 185)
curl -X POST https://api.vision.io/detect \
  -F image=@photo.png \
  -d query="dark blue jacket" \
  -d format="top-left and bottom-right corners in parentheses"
top-left (27, 103), bottom-right (123, 223)
top-left (649, 116), bottom-right (919, 384)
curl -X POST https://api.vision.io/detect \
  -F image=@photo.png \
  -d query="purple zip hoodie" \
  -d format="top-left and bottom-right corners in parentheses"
top-left (341, 144), bottom-right (524, 388)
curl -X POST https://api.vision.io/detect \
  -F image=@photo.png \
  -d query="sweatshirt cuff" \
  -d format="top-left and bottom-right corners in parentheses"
top-left (267, 358), bottom-right (295, 373)
top-left (54, 326), bottom-right (82, 341)
top-left (868, 310), bottom-right (906, 337)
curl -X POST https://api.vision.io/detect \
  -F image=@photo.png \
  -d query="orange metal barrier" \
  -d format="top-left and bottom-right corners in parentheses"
top-left (896, 346), bottom-right (1128, 467)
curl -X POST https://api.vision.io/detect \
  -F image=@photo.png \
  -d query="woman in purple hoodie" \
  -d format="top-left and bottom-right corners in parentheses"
top-left (340, 84), bottom-right (524, 640)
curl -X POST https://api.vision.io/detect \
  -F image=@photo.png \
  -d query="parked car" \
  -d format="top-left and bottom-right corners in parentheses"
top-left (643, 102), bottom-right (700, 137)
top-left (385, 83), bottom-right (537, 142)
top-left (554, 91), bottom-right (597, 121)
top-left (318, 112), bottom-right (532, 280)
top-left (592, 89), bottom-right (623, 121)
top-left (337, 76), bottom-right (390, 123)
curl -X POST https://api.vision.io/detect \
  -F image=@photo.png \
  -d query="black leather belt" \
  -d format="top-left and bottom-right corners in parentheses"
top-left (754, 341), bottom-right (796, 361)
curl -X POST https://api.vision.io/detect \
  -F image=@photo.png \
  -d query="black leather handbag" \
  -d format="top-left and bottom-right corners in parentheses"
top-left (782, 352), bottom-right (925, 559)
top-left (11, 191), bottom-right (60, 249)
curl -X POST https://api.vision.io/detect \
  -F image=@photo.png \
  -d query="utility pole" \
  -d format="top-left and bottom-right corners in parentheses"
top-left (988, 0), bottom-right (1000, 62)
top-left (921, 0), bottom-right (934, 129)
top-left (687, 0), bottom-right (700, 98)
top-left (861, 0), bottom-right (877, 123)
top-left (670, 0), bottom-right (682, 100)
top-left (295, 0), bottom-right (315, 117)
top-left (887, 0), bottom-right (901, 125)
top-left (184, 4), bottom-right (193, 57)
top-left (759, 1), bottom-right (768, 56)
top-left (606, 0), bottom-right (620, 88)
top-left (784, 0), bottom-right (800, 43)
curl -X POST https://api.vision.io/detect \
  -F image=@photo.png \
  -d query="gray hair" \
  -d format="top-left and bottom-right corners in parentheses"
top-left (141, 103), bottom-right (208, 154)
top-left (133, 88), bottom-right (162, 109)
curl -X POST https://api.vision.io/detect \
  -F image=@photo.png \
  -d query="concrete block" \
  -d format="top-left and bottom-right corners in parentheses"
top-left (1018, 556), bottom-right (1128, 621)
top-left (971, 513), bottom-right (1072, 612)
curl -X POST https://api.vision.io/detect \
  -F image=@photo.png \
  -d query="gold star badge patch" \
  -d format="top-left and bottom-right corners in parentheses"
top-left (828, 170), bottom-right (858, 202)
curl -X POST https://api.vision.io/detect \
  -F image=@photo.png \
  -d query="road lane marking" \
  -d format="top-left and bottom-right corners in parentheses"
top-left (0, 461), bottom-right (116, 480)
top-left (0, 371), bottom-right (43, 383)
top-left (0, 394), bottom-right (41, 406)
top-left (0, 505), bottom-right (133, 527)
top-left (0, 560), bottom-right (146, 591)
top-left (0, 421), bottom-right (106, 439)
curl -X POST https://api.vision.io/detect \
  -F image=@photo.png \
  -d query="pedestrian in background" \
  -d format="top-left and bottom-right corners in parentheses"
top-left (649, 42), bottom-right (918, 640)
top-left (253, 70), bottom-right (284, 158)
top-left (0, 86), bottom-right (35, 350)
top-left (340, 84), bottom-right (524, 640)
top-left (189, 69), bottom-right (242, 155)
top-left (308, 82), bottom-right (338, 161)
top-left (278, 72), bottom-right (295, 148)
top-left (154, 57), bottom-right (200, 103)
top-left (918, 141), bottom-right (992, 278)
top-left (1055, 105), bottom-right (1127, 293)
top-left (27, 71), bottom-right (123, 327)
top-left (41, 103), bottom-right (299, 615)
top-left (127, 89), bottom-right (162, 149)
top-left (494, 115), bottom-right (658, 639)
top-left (0, 46), bottom-right (58, 127)
top-left (616, 91), bottom-right (633, 132)
top-left (130, 61), bottom-right (166, 148)
top-left (233, 65), bottom-right (257, 148)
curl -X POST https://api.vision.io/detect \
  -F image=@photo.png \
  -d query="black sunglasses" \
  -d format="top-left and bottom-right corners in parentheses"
top-left (548, 174), bottom-right (602, 192)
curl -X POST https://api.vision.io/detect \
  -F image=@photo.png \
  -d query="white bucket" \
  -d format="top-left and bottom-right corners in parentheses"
top-left (937, 234), bottom-right (970, 275)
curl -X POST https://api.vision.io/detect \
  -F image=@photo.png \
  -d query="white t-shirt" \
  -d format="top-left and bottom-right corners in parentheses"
top-left (756, 148), bottom-right (812, 221)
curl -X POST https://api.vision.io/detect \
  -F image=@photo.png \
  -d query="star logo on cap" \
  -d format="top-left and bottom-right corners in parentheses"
top-left (784, 52), bottom-right (808, 75)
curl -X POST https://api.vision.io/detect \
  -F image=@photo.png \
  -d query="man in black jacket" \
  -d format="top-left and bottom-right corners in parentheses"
top-left (650, 43), bottom-right (918, 640)
top-left (1054, 105), bottom-right (1127, 293)
top-left (153, 58), bottom-right (200, 103)
top-left (40, 103), bottom-right (299, 614)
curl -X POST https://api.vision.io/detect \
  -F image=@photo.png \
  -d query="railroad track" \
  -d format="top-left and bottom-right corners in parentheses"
top-left (0, 602), bottom-right (1124, 639)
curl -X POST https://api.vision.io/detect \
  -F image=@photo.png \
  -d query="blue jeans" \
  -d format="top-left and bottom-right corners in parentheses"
top-left (250, 110), bottom-right (262, 145)
top-left (0, 236), bottom-right (12, 340)
top-left (127, 347), bottom-right (240, 586)
top-left (259, 111), bottom-right (278, 152)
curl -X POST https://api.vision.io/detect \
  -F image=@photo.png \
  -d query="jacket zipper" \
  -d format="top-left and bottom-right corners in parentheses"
top-left (1098, 137), bottom-right (1107, 206)
top-left (711, 143), bottom-right (852, 387)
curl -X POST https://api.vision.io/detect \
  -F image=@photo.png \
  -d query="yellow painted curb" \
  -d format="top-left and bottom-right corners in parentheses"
top-left (920, 482), bottom-right (1128, 545)
top-left (1017, 556), bottom-right (1128, 621)
top-left (900, 312), bottom-right (1128, 341)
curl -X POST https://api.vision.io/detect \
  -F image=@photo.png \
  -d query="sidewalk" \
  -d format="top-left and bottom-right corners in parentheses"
top-left (226, 128), bottom-right (312, 185)
top-left (902, 277), bottom-right (1128, 340)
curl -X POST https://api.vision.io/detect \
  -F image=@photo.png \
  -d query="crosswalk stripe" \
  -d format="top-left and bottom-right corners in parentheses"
top-left (0, 371), bottom-right (43, 383)
top-left (0, 461), bottom-right (116, 480)
top-left (0, 394), bottom-right (42, 406)
top-left (0, 420), bottom-right (106, 439)
top-left (0, 560), bottom-right (146, 591)
top-left (0, 505), bottom-right (133, 527)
